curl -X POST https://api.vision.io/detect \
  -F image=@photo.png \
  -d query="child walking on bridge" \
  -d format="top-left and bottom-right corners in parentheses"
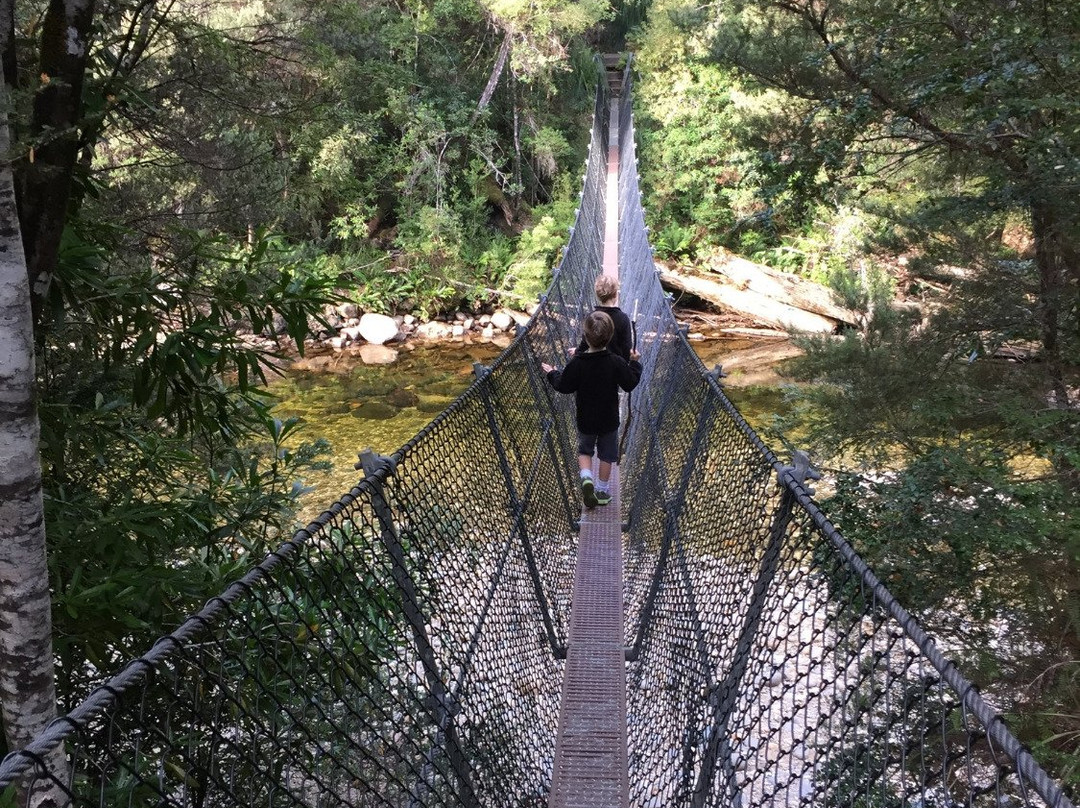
top-left (543, 310), bottom-right (641, 508)
top-left (576, 275), bottom-right (633, 362)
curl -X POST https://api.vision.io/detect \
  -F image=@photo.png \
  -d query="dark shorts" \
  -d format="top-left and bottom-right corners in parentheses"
top-left (578, 430), bottom-right (619, 464)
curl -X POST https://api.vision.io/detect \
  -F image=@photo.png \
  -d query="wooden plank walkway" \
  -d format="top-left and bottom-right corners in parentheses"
top-left (548, 95), bottom-right (628, 808)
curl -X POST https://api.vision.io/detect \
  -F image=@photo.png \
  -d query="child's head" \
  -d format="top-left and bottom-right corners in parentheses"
top-left (583, 310), bottom-right (614, 350)
top-left (594, 275), bottom-right (619, 304)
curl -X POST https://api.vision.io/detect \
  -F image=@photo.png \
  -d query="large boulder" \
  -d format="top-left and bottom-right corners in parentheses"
top-left (490, 311), bottom-right (514, 331)
top-left (415, 320), bottom-right (454, 340)
top-left (359, 344), bottom-right (399, 365)
top-left (358, 312), bottom-right (400, 345)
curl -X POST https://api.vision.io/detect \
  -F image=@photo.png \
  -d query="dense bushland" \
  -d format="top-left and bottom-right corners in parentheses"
top-left (0, 0), bottom-right (610, 755)
top-left (1, 0), bottom-right (1077, 789)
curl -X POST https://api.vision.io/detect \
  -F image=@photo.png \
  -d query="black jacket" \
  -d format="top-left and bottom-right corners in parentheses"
top-left (546, 349), bottom-right (642, 435)
top-left (576, 305), bottom-right (633, 362)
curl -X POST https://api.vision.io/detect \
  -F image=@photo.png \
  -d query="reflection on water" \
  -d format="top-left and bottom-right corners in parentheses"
top-left (690, 339), bottom-right (792, 433)
top-left (269, 342), bottom-right (503, 507)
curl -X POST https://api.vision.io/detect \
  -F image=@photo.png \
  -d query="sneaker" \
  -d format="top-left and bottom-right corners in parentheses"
top-left (581, 477), bottom-right (598, 508)
top-left (595, 490), bottom-right (612, 506)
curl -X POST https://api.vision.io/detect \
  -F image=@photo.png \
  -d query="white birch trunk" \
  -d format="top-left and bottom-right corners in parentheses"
top-left (0, 84), bottom-right (68, 807)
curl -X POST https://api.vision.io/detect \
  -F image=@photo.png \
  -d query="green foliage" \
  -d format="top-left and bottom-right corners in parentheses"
top-left (499, 199), bottom-right (577, 303)
top-left (10, 0), bottom-right (606, 717)
top-left (623, 0), bottom-right (1080, 785)
top-left (825, 262), bottom-right (895, 320)
top-left (780, 256), bottom-right (1080, 777)
top-left (45, 406), bottom-right (331, 700)
top-left (36, 218), bottom-right (340, 700)
top-left (632, 34), bottom-right (849, 258)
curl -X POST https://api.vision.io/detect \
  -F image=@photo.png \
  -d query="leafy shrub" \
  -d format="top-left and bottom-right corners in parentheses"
top-left (500, 199), bottom-right (576, 304)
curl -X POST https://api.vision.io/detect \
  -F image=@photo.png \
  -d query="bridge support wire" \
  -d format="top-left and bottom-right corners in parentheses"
top-left (358, 450), bottom-right (480, 808)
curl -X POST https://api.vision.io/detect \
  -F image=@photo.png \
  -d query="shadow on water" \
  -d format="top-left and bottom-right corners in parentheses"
top-left (690, 338), bottom-right (795, 434)
top-left (269, 342), bottom-right (503, 507)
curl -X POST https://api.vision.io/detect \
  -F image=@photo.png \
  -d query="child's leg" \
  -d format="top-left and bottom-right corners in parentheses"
top-left (594, 430), bottom-right (619, 496)
top-left (577, 434), bottom-right (599, 508)
top-left (578, 454), bottom-right (593, 477)
top-left (597, 460), bottom-right (612, 486)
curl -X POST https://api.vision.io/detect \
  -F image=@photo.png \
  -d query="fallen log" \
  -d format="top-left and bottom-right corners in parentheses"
top-left (706, 248), bottom-right (859, 326)
top-left (658, 262), bottom-right (843, 334)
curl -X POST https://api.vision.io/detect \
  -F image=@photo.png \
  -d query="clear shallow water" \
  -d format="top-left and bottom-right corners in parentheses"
top-left (269, 342), bottom-right (503, 509)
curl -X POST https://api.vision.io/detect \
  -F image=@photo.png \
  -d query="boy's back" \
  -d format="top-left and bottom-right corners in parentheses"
top-left (543, 308), bottom-right (642, 509)
top-left (547, 349), bottom-right (640, 435)
top-left (576, 275), bottom-right (633, 362)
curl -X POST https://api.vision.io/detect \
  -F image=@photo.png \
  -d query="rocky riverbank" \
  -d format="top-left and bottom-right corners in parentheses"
top-left (250, 304), bottom-right (534, 373)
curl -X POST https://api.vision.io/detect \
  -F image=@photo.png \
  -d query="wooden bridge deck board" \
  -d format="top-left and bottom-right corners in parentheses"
top-left (548, 95), bottom-right (628, 808)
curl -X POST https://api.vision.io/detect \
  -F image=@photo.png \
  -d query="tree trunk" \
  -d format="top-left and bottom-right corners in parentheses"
top-left (471, 30), bottom-right (511, 124)
top-left (1030, 197), bottom-right (1080, 493)
top-left (1030, 198), bottom-right (1071, 408)
top-left (16, 0), bottom-right (96, 323)
top-left (0, 85), bottom-right (66, 808)
top-left (705, 248), bottom-right (859, 325)
top-left (0, 0), bottom-right (15, 89)
top-left (510, 66), bottom-right (521, 206)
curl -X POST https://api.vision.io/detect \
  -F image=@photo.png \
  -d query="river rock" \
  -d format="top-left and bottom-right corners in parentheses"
top-left (416, 321), bottom-right (453, 340)
top-left (359, 344), bottom-right (398, 365)
top-left (417, 397), bottom-right (453, 413)
top-left (490, 311), bottom-right (513, 331)
top-left (351, 401), bottom-right (397, 420)
top-left (387, 388), bottom-right (419, 408)
top-left (358, 312), bottom-right (399, 345)
top-left (337, 302), bottom-right (359, 320)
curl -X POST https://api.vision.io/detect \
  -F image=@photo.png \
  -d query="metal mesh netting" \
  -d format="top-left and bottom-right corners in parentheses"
top-left (0, 60), bottom-right (1073, 808)
top-left (0, 66), bottom-right (609, 808)
top-left (614, 64), bottom-right (1073, 808)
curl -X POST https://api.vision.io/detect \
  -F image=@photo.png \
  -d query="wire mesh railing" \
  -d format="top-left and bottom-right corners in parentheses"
top-left (0, 57), bottom-right (1074, 808)
top-left (0, 62), bottom-right (610, 808)
top-left (614, 62), bottom-right (1073, 808)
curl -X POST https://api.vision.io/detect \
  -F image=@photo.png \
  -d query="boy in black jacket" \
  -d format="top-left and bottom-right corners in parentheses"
top-left (543, 310), bottom-right (642, 507)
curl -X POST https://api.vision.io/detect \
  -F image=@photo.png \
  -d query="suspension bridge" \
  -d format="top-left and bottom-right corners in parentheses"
top-left (0, 61), bottom-right (1074, 808)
